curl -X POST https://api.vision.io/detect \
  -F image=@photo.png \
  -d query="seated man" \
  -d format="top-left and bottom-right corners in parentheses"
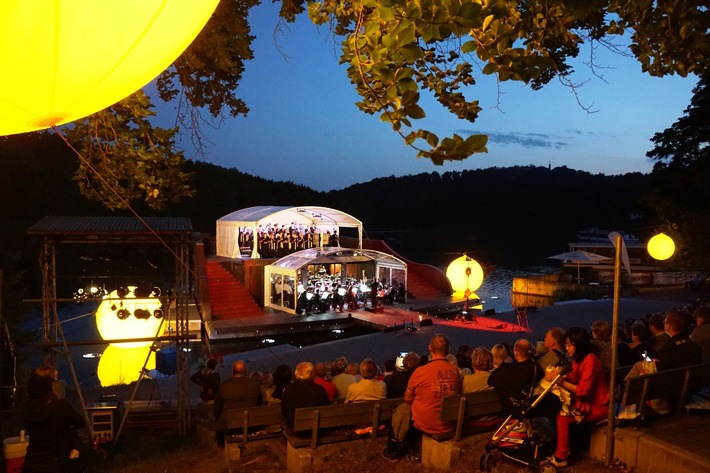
top-left (213, 360), bottom-right (262, 446)
top-left (281, 362), bottom-right (330, 435)
top-left (345, 358), bottom-right (386, 402)
top-left (384, 334), bottom-right (461, 461)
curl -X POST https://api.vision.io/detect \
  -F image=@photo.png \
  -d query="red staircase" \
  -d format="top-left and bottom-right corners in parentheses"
top-left (406, 271), bottom-right (449, 300)
top-left (205, 261), bottom-right (262, 320)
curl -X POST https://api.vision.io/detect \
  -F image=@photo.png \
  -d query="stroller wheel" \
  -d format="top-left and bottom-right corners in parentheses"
top-left (479, 452), bottom-right (497, 472)
top-left (539, 461), bottom-right (557, 473)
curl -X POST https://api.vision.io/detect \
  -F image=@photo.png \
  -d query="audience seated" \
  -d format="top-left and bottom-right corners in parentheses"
top-left (281, 362), bottom-right (330, 435)
top-left (345, 358), bottom-right (387, 402)
top-left (617, 322), bottom-right (652, 366)
top-left (347, 362), bottom-right (362, 381)
top-left (462, 347), bottom-right (493, 393)
top-left (383, 334), bottom-right (460, 462)
top-left (267, 364), bottom-right (292, 405)
top-left (591, 320), bottom-right (612, 371)
top-left (548, 327), bottom-right (609, 468)
top-left (330, 357), bottom-right (357, 399)
top-left (690, 306), bottom-right (710, 363)
top-left (313, 362), bottom-right (337, 401)
top-left (656, 310), bottom-right (702, 371)
top-left (537, 327), bottom-right (566, 371)
top-left (491, 344), bottom-right (511, 369)
top-left (385, 352), bottom-right (420, 399)
top-left (648, 313), bottom-right (671, 358)
top-left (214, 360), bottom-right (263, 446)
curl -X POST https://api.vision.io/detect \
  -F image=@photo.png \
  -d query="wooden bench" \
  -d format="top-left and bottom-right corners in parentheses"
top-left (284, 398), bottom-right (402, 472)
top-left (590, 362), bottom-right (710, 470)
top-left (619, 362), bottom-right (709, 417)
top-left (422, 389), bottom-right (503, 470)
top-left (198, 404), bottom-right (283, 464)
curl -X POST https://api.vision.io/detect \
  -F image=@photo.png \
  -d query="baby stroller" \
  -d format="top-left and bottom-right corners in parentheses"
top-left (480, 350), bottom-right (572, 473)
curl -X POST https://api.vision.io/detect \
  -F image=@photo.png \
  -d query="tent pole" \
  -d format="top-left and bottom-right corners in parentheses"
top-left (251, 223), bottom-right (259, 259)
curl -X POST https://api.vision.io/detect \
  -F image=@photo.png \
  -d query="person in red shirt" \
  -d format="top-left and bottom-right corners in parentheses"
top-left (313, 362), bottom-right (336, 401)
top-left (548, 327), bottom-right (609, 468)
top-left (406, 335), bottom-right (461, 453)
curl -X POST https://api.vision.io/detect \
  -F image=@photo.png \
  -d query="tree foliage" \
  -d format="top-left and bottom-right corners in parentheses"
top-left (66, 0), bottom-right (257, 210)
top-left (645, 76), bottom-right (710, 270)
top-left (61, 0), bottom-right (708, 209)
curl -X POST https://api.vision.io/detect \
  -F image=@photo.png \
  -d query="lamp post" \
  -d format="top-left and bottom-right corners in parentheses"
top-left (605, 232), bottom-right (675, 465)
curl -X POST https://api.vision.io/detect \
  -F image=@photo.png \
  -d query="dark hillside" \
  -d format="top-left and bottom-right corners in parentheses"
top-left (1, 132), bottom-right (652, 286)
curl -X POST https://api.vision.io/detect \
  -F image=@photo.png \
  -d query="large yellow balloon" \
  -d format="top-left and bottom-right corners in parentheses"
top-left (0, 1), bottom-right (219, 135)
top-left (446, 256), bottom-right (484, 293)
top-left (647, 233), bottom-right (675, 261)
top-left (95, 287), bottom-right (163, 348)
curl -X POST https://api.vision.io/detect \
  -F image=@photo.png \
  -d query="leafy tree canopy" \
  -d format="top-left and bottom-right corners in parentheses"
top-left (61, 0), bottom-right (708, 209)
top-left (645, 76), bottom-right (710, 270)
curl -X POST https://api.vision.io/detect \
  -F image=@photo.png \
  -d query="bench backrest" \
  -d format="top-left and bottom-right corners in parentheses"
top-left (439, 389), bottom-right (503, 441)
top-left (292, 398), bottom-right (403, 448)
top-left (621, 363), bottom-right (710, 416)
top-left (225, 404), bottom-right (283, 444)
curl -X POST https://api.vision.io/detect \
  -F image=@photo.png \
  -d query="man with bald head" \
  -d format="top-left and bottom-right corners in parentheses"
top-left (488, 338), bottom-right (540, 414)
top-left (214, 360), bottom-right (262, 446)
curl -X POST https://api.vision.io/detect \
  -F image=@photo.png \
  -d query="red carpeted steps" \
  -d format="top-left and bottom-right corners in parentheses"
top-left (405, 271), bottom-right (449, 300)
top-left (205, 261), bottom-right (262, 319)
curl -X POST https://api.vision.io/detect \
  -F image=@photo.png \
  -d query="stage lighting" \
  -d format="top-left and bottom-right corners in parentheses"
top-left (116, 309), bottom-right (130, 320)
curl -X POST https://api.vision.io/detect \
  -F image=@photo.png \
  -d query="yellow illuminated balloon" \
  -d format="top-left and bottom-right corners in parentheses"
top-left (97, 345), bottom-right (156, 387)
top-left (0, 0), bottom-right (219, 135)
top-left (446, 256), bottom-right (484, 293)
top-left (647, 233), bottom-right (675, 261)
top-left (96, 287), bottom-right (163, 348)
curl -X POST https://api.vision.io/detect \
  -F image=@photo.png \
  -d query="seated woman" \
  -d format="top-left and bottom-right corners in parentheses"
top-left (548, 327), bottom-right (609, 468)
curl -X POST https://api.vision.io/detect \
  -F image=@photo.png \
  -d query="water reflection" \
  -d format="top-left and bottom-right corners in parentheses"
top-left (97, 345), bottom-right (155, 387)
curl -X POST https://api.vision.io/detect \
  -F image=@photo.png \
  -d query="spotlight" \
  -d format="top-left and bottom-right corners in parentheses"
top-left (153, 309), bottom-right (164, 319)
top-left (116, 308), bottom-right (130, 320)
top-left (151, 286), bottom-right (161, 297)
top-left (116, 287), bottom-right (129, 298)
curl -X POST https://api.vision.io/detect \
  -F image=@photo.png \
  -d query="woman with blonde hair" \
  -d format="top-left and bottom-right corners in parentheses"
top-left (463, 347), bottom-right (493, 392)
top-left (491, 344), bottom-right (509, 369)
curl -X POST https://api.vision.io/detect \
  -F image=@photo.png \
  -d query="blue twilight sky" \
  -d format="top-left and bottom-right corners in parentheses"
top-left (153, 3), bottom-right (698, 192)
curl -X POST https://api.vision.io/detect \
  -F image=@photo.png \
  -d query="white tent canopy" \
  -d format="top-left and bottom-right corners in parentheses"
top-left (216, 206), bottom-right (363, 258)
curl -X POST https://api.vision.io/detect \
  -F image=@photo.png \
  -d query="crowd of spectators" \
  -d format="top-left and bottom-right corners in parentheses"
top-left (200, 298), bottom-right (709, 467)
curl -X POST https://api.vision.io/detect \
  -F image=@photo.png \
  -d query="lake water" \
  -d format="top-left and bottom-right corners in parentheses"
top-left (20, 264), bottom-right (559, 388)
top-left (465, 265), bottom-right (558, 314)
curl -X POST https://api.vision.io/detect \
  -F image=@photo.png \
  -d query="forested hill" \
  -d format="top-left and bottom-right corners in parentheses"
top-left (1, 133), bottom-right (650, 271)
top-left (325, 168), bottom-right (649, 266)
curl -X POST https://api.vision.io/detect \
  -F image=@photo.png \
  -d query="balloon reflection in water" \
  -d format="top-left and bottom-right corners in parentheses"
top-left (97, 345), bottom-right (155, 387)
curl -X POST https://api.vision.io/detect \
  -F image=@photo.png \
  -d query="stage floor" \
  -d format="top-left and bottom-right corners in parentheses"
top-left (204, 296), bottom-right (529, 342)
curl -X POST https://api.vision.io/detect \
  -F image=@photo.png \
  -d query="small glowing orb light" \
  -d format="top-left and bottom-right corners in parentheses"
top-left (0, 1), bottom-right (219, 135)
top-left (97, 345), bottom-right (155, 387)
top-left (446, 256), bottom-right (484, 293)
top-left (647, 233), bottom-right (675, 261)
top-left (96, 287), bottom-right (163, 348)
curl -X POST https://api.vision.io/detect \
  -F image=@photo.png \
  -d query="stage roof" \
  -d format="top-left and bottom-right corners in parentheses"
top-left (217, 206), bottom-right (362, 228)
